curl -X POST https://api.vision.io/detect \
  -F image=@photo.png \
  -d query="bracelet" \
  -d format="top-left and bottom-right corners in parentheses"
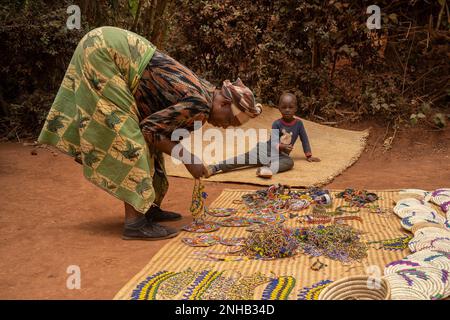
top-left (334, 216), bottom-right (363, 224)
top-left (335, 205), bottom-right (361, 214)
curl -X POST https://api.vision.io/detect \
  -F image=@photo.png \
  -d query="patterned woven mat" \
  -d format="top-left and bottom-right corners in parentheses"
top-left (114, 189), bottom-right (411, 300)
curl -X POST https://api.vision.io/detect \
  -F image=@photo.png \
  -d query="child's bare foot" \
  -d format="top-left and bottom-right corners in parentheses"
top-left (256, 166), bottom-right (273, 179)
top-left (307, 156), bottom-right (321, 162)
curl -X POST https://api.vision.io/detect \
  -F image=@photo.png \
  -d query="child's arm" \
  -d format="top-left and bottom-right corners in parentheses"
top-left (297, 121), bottom-right (320, 162)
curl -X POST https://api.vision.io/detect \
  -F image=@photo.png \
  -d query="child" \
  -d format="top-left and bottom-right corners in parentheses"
top-left (206, 92), bottom-right (320, 179)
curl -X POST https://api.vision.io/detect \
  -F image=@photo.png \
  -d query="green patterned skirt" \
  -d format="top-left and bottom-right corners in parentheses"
top-left (38, 26), bottom-right (168, 213)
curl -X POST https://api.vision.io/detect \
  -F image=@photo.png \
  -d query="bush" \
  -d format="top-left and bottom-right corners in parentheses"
top-left (167, 0), bottom-right (449, 123)
top-left (0, 0), bottom-right (448, 139)
top-left (0, 0), bottom-right (84, 138)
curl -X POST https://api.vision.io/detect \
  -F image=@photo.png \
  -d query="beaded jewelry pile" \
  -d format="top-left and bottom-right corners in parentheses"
top-left (238, 225), bottom-right (300, 260)
top-left (295, 224), bottom-right (368, 263)
top-left (241, 185), bottom-right (290, 215)
top-left (140, 184), bottom-right (450, 300)
top-left (336, 188), bottom-right (379, 207)
top-left (241, 184), bottom-right (332, 216)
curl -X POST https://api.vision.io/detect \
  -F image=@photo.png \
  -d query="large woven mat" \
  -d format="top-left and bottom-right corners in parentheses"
top-left (164, 105), bottom-right (369, 187)
top-left (114, 189), bottom-right (411, 300)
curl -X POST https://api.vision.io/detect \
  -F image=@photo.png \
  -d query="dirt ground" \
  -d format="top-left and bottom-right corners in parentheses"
top-left (0, 123), bottom-right (449, 299)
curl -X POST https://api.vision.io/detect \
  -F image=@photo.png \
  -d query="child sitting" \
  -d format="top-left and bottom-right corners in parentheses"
top-left (206, 92), bottom-right (320, 179)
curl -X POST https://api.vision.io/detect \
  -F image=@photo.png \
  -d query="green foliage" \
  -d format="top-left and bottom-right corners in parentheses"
top-left (0, 0), bottom-right (448, 140)
top-left (167, 0), bottom-right (448, 125)
top-left (0, 90), bottom-right (55, 139)
top-left (410, 113), bottom-right (426, 126)
top-left (433, 113), bottom-right (447, 129)
top-left (0, 0), bottom-right (83, 138)
top-left (410, 101), bottom-right (449, 128)
top-left (128, 0), bottom-right (139, 18)
top-left (0, 1), bottom-right (86, 92)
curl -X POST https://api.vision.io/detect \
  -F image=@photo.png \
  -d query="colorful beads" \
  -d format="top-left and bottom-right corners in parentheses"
top-left (206, 207), bottom-right (237, 217)
top-left (181, 235), bottom-right (221, 247)
top-left (297, 280), bottom-right (333, 300)
top-left (190, 179), bottom-right (207, 222)
top-left (336, 188), bottom-right (379, 207)
top-left (295, 224), bottom-right (368, 263)
top-left (182, 221), bottom-right (221, 233)
top-left (239, 225), bottom-right (300, 260)
top-left (242, 185), bottom-right (332, 216)
top-left (262, 276), bottom-right (296, 300)
top-left (218, 217), bottom-right (253, 227)
top-left (131, 271), bottom-right (176, 300)
top-left (367, 235), bottom-right (412, 251)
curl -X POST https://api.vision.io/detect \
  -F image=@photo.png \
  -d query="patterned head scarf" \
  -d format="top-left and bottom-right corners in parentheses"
top-left (220, 78), bottom-right (262, 125)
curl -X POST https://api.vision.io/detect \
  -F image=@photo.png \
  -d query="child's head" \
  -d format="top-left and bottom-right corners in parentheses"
top-left (278, 92), bottom-right (298, 121)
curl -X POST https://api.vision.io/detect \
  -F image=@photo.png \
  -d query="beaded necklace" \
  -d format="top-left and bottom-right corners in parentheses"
top-left (190, 179), bottom-right (208, 222)
top-left (191, 250), bottom-right (250, 262)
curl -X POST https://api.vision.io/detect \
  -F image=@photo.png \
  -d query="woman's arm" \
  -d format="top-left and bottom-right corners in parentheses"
top-left (138, 95), bottom-right (211, 178)
top-left (147, 134), bottom-right (208, 179)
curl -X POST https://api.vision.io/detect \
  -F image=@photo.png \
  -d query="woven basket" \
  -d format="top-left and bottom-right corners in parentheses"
top-left (318, 275), bottom-right (391, 300)
top-left (411, 222), bottom-right (446, 234)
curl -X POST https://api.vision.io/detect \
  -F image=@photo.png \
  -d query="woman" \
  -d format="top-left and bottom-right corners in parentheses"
top-left (38, 26), bottom-right (262, 241)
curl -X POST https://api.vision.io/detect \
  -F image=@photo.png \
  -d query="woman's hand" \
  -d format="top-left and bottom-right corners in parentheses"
top-left (183, 153), bottom-right (208, 178)
top-left (146, 136), bottom-right (208, 178)
top-left (184, 163), bottom-right (208, 179)
top-left (307, 156), bottom-right (321, 162)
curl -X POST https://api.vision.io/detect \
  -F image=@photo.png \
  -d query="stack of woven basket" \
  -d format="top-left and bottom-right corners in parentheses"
top-left (383, 188), bottom-right (450, 300)
top-left (318, 276), bottom-right (391, 300)
top-left (319, 188), bottom-right (450, 300)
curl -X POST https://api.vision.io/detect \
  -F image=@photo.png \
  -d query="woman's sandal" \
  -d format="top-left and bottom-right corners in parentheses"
top-left (122, 222), bottom-right (180, 241)
top-left (145, 205), bottom-right (183, 222)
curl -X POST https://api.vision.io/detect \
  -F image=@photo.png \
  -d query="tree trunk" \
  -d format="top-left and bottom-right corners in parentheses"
top-left (151, 0), bottom-right (170, 47)
top-left (131, 0), bottom-right (144, 32)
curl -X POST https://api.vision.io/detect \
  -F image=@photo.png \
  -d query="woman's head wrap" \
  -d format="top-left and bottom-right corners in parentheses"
top-left (220, 78), bottom-right (262, 124)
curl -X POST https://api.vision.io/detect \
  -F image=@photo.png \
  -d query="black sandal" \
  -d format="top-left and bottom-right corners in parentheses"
top-left (122, 221), bottom-right (179, 241)
top-left (145, 205), bottom-right (182, 222)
